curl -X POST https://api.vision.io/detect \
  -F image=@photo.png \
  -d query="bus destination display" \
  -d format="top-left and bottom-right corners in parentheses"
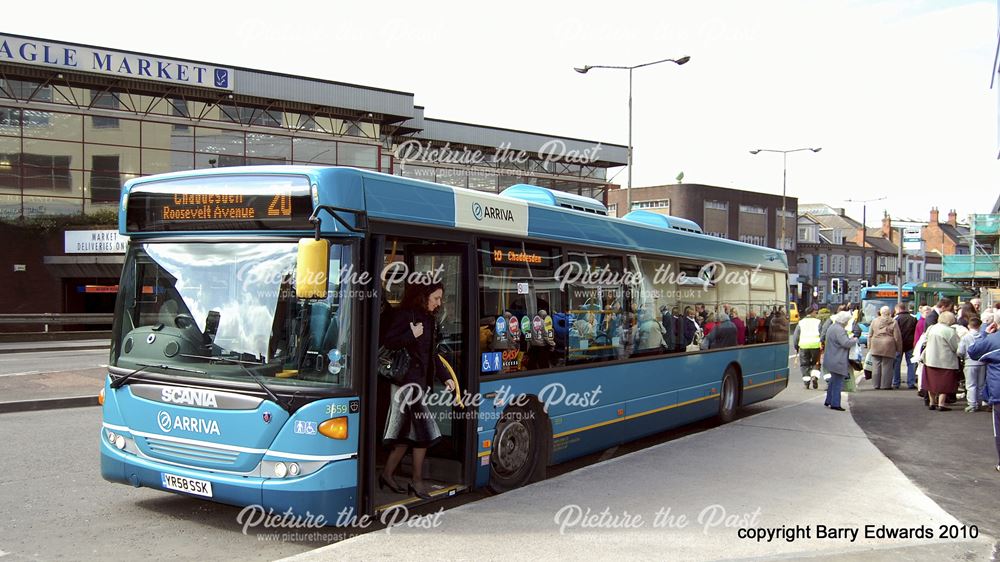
top-left (161, 193), bottom-right (292, 221)
top-left (125, 176), bottom-right (314, 232)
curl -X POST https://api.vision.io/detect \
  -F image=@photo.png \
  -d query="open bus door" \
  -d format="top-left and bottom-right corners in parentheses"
top-left (362, 231), bottom-right (476, 517)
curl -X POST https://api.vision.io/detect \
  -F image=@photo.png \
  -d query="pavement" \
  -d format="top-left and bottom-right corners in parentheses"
top-left (281, 381), bottom-right (996, 561)
top-left (0, 339), bottom-right (108, 413)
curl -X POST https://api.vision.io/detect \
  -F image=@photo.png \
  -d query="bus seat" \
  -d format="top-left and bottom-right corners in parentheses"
top-left (321, 315), bottom-right (339, 351)
top-left (309, 302), bottom-right (331, 349)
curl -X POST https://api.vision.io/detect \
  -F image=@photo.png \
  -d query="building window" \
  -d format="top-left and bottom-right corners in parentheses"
top-left (848, 255), bottom-right (861, 275)
top-left (704, 200), bottom-right (729, 238)
top-left (607, 203), bottom-right (617, 216)
top-left (169, 98), bottom-right (190, 131)
top-left (738, 234), bottom-right (766, 246)
top-left (90, 155), bottom-right (121, 203)
top-left (865, 256), bottom-right (873, 275)
top-left (819, 254), bottom-right (827, 274)
top-left (830, 255), bottom-right (846, 274)
top-left (739, 204), bottom-right (766, 214)
top-left (90, 91), bottom-right (120, 129)
top-left (631, 199), bottom-right (669, 211)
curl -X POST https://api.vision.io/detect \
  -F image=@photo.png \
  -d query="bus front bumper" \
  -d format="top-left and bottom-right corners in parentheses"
top-left (101, 437), bottom-right (357, 524)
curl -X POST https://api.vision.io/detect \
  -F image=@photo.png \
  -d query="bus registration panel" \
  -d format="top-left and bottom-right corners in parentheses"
top-left (161, 473), bottom-right (213, 498)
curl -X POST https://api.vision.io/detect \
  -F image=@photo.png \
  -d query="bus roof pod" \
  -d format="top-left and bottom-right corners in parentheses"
top-left (500, 184), bottom-right (609, 216)
top-left (621, 210), bottom-right (703, 234)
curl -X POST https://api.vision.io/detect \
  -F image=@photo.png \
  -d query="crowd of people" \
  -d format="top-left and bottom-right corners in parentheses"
top-left (795, 296), bottom-right (1000, 474)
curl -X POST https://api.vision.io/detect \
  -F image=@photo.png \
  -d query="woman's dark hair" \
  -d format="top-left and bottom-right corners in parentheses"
top-left (959, 302), bottom-right (976, 322)
top-left (400, 281), bottom-right (445, 313)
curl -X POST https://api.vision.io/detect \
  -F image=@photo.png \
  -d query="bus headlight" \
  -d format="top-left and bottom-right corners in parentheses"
top-left (114, 435), bottom-right (126, 450)
top-left (288, 463), bottom-right (300, 477)
top-left (273, 462), bottom-right (288, 478)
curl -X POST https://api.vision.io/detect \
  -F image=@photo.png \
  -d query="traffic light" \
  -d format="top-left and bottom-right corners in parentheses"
top-left (831, 278), bottom-right (842, 295)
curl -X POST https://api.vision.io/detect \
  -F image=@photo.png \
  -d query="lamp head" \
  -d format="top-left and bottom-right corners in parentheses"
top-left (574, 66), bottom-right (590, 74)
top-left (811, 147), bottom-right (822, 153)
top-left (749, 149), bottom-right (761, 155)
top-left (674, 56), bottom-right (691, 65)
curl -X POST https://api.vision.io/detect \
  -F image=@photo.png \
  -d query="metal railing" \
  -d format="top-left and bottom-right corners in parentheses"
top-left (0, 314), bottom-right (113, 332)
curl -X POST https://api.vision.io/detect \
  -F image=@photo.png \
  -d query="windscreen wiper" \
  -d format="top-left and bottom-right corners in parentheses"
top-left (110, 362), bottom-right (206, 389)
top-left (179, 353), bottom-right (291, 412)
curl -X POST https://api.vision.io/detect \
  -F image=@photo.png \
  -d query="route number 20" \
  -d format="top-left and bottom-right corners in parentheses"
top-left (267, 193), bottom-right (292, 217)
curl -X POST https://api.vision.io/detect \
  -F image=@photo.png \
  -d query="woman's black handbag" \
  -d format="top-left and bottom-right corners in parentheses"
top-left (377, 346), bottom-right (410, 385)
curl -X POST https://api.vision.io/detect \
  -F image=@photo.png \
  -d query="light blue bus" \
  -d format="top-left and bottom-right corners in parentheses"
top-left (100, 166), bottom-right (790, 522)
top-left (858, 283), bottom-right (915, 344)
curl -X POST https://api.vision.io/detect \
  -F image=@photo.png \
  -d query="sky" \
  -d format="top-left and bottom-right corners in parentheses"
top-left (8, 0), bottom-right (998, 226)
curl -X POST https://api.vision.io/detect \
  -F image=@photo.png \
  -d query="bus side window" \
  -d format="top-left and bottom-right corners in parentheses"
top-left (565, 251), bottom-right (625, 365)
top-left (627, 255), bottom-right (675, 357)
top-left (478, 240), bottom-right (565, 374)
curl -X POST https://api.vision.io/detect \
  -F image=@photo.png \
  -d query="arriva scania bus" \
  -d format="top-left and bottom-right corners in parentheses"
top-left (100, 166), bottom-right (790, 522)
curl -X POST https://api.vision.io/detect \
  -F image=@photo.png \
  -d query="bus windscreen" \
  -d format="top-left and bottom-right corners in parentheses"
top-left (125, 174), bottom-right (313, 232)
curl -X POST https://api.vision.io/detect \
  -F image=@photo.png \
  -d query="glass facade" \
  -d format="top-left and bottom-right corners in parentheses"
top-left (0, 77), bottom-right (384, 219)
top-left (0, 68), bottom-right (616, 218)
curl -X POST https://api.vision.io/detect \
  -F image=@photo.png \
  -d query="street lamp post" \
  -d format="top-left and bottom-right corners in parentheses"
top-left (749, 147), bottom-right (821, 253)
top-left (845, 196), bottom-right (886, 297)
top-left (575, 56), bottom-right (690, 214)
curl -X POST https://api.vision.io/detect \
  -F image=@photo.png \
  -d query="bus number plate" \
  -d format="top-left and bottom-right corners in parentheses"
top-left (161, 473), bottom-right (213, 497)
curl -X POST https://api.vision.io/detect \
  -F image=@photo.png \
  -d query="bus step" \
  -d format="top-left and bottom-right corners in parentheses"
top-left (374, 481), bottom-right (466, 514)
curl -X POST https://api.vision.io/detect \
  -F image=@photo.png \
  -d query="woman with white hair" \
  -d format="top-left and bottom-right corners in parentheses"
top-left (923, 311), bottom-right (961, 411)
top-left (868, 305), bottom-right (902, 390)
top-left (824, 311), bottom-right (857, 411)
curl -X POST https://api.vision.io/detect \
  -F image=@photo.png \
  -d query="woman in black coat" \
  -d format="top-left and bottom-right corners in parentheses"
top-left (379, 281), bottom-right (455, 499)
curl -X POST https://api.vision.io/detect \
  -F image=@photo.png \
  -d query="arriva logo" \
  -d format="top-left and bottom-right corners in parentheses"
top-left (161, 387), bottom-right (218, 408)
top-left (157, 411), bottom-right (172, 432)
top-left (156, 410), bottom-right (221, 435)
top-left (472, 202), bottom-right (514, 222)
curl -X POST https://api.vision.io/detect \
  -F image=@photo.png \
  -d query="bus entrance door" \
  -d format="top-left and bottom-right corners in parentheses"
top-left (372, 236), bottom-right (472, 513)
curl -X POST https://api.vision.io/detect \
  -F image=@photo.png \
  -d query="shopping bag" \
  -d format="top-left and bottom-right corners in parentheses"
top-left (848, 342), bottom-right (864, 372)
top-left (844, 373), bottom-right (857, 392)
top-left (863, 350), bottom-right (873, 380)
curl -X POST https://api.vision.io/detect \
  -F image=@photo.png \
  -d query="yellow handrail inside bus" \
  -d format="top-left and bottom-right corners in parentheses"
top-left (437, 354), bottom-right (464, 408)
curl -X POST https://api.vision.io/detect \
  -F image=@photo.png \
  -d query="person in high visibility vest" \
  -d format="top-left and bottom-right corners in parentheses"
top-left (793, 308), bottom-right (823, 389)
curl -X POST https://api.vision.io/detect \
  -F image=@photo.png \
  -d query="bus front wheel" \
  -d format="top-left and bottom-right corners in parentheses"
top-left (489, 406), bottom-right (542, 493)
top-left (718, 367), bottom-right (740, 423)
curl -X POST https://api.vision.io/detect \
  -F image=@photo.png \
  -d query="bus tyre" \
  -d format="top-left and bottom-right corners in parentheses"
top-left (718, 367), bottom-right (740, 423)
top-left (489, 406), bottom-right (543, 493)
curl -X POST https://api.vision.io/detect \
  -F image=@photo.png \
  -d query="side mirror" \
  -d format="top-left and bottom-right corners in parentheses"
top-left (296, 239), bottom-right (329, 299)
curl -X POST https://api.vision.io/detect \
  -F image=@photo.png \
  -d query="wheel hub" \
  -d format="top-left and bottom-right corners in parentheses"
top-left (493, 419), bottom-right (531, 475)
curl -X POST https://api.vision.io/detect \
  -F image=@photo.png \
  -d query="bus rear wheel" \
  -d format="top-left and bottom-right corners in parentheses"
top-left (489, 406), bottom-right (542, 493)
top-left (718, 367), bottom-right (740, 423)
